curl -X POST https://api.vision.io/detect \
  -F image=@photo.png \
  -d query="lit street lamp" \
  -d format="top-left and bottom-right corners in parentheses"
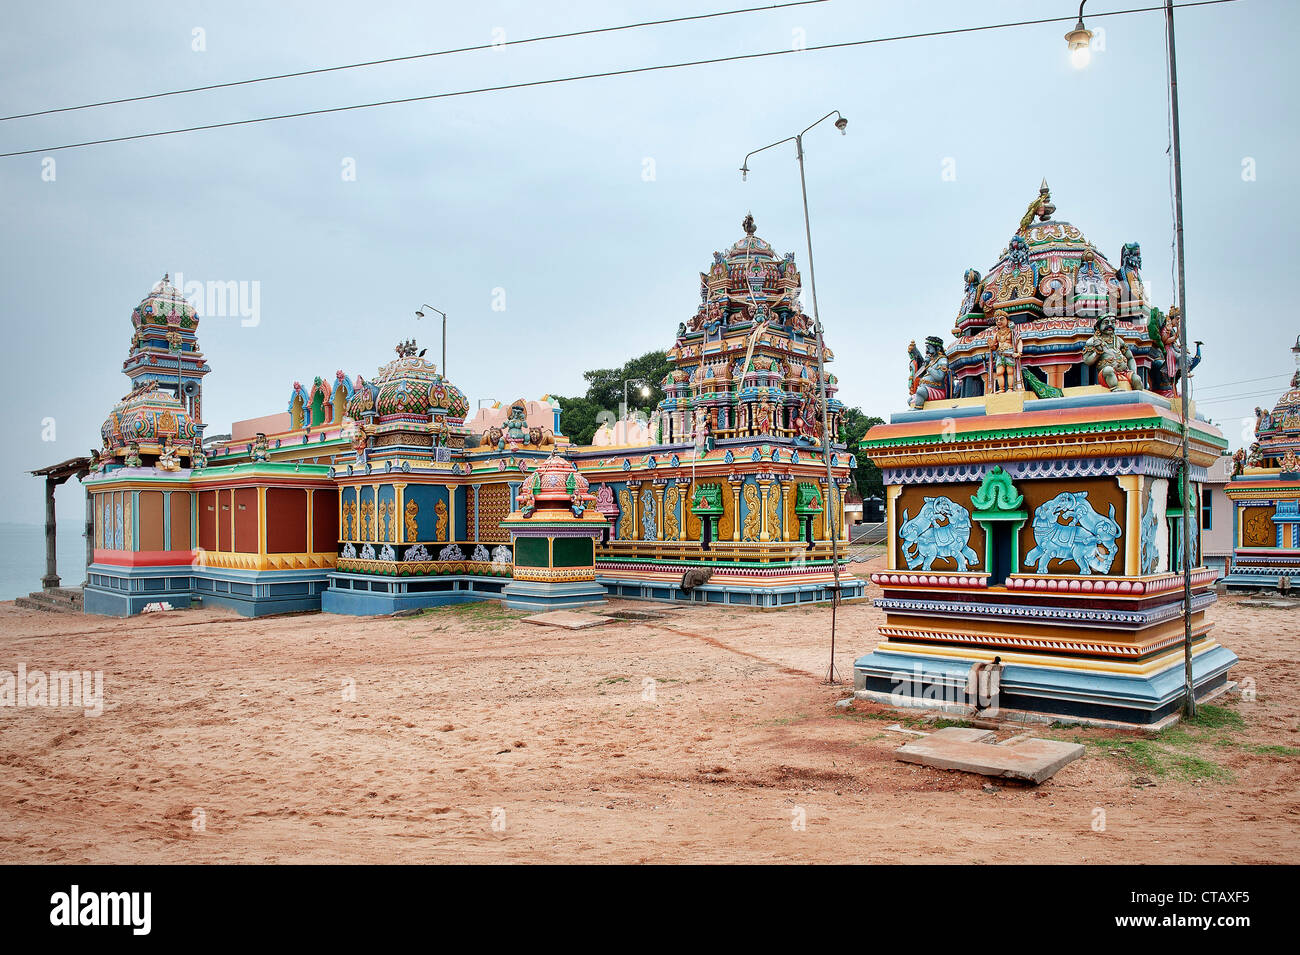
top-left (621, 378), bottom-right (651, 421)
top-left (741, 109), bottom-right (848, 683)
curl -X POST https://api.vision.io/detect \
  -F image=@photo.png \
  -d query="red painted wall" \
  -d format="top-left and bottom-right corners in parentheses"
top-left (313, 488), bottom-right (339, 551)
top-left (266, 487), bottom-right (308, 553)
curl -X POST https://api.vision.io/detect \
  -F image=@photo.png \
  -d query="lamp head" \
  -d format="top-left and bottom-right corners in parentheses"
top-left (415, 310), bottom-right (425, 319)
top-left (740, 164), bottom-right (748, 182)
top-left (834, 116), bottom-right (848, 135)
top-left (1065, 16), bottom-right (1093, 69)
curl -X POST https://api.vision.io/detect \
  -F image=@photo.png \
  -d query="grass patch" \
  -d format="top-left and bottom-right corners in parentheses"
top-left (398, 601), bottom-right (526, 633)
top-left (1184, 704), bottom-right (1246, 730)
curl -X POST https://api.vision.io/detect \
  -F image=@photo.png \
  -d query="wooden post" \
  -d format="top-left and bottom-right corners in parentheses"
top-left (41, 477), bottom-right (59, 589)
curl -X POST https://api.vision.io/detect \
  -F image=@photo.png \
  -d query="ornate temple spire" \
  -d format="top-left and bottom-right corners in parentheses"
top-left (742, 212), bottom-right (756, 236)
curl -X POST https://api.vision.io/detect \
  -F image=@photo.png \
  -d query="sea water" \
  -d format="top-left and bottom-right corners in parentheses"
top-left (0, 523), bottom-right (90, 600)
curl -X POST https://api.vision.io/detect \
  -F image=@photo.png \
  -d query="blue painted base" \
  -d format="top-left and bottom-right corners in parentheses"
top-left (189, 567), bottom-right (329, 617)
top-left (853, 643), bottom-right (1238, 726)
top-left (1221, 570), bottom-right (1300, 591)
top-left (322, 572), bottom-right (509, 615)
top-left (84, 564), bottom-right (195, 617)
top-left (503, 579), bottom-right (608, 612)
top-left (597, 573), bottom-right (866, 608)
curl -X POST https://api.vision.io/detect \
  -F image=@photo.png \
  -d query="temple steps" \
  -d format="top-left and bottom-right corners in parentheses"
top-left (14, 588), bottom-right (83, 613)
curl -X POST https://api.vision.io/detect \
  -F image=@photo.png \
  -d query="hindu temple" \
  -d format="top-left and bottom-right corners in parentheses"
top-left (1222, 334), bottom-right (1300, 588)
top-left (79, 217), bottom-right (861, 617)
top-left (855, 184), bottom-right (1236, 726)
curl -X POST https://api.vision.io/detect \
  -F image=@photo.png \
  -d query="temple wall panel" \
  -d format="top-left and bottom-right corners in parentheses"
top-left (169, 491), bottom-right (192, 551)
top-left (266, 487), bottom-right (309, 553)
top-left (233, 488), bottom-right (259, 553)
top-left (138, 491), bottom-right (165, 551)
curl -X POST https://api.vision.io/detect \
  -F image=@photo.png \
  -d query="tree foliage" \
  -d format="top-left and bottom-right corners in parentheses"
top-left (553, 350), bottom-right (673, 446)
top-left (840, 405), bottom-right (884, 501)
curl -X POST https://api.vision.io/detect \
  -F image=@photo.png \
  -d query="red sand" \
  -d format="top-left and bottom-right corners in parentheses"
top-left (0, 571), bottom-right (1296, 863)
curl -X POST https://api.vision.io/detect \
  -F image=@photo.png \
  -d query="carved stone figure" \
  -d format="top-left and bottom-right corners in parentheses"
top-left (1025, 491), bottom-right (1121, 575)
top-left (123, 442), bottom-right (143, 468)
top-left (156, 435), bottom-right (181, 471)
top-left (899, 496), bottom-right (978, 572)
top-left (1082, 315), bottom-right (1137, 391)
top-left (987, 310), bottom-right (1022, 394)
top-left (907, 336), bottom-right (949, 409)
top-left (251, 432), bottom-right (270, 462)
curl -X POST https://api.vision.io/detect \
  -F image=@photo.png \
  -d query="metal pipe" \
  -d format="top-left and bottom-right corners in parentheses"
top-left (1166, 0), bottom-right (1195, 719)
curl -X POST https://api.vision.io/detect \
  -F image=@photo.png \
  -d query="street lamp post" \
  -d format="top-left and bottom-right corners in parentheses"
top-left (622, 378), bottom-right (651, 421)
top-left (742, 109), bottom-right (848, 683)
top-left (1068, 0), bottom-right (1196, 717)
top-left (414, 304), bottom-right (448, 376)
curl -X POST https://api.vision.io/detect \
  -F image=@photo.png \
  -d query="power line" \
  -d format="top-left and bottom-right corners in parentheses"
top-left (0, 0), bottom-right (827, 124)
top-left (0, 0), bottom-right (1243, 160)
top-left (1195, 372), bottom-right (1290, 392)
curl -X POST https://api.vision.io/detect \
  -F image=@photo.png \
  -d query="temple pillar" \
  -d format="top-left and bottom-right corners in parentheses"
top-left (41, 477), bottom-right (58, 589)
top-left (730, 479), bottom-right (741, 542)
top-left (445, 484), bottom-right (457, 543)
top-left (758, 479), bottom-right (772, 542)
top-left (393, 483), bottom-right (406, 544)
top-left (652, 483), bottom-right (666, 540)
top-left (471, 484), bottom-right (481, 541)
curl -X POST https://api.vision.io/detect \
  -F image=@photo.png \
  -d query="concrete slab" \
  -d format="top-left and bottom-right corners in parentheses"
top-left (521, 610), bottom-right (614, 630)
top-left (928, 727), bottom-right (997, 744)
top-left (896, 735), bottom-right (1084, 784)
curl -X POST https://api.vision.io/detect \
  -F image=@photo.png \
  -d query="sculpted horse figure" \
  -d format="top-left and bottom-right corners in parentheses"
top-left (899, 496), bottom-right (978, 572)
top-left (1025, 491), bottom-right (1121, 575)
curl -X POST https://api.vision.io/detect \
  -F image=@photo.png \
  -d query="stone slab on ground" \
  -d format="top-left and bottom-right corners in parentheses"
top-left (896, 734), bottom-right (1084, 784)
top-left (521, 610), bottom-right (614, 630)
top-left (928, 727), bottom-right (997, 744)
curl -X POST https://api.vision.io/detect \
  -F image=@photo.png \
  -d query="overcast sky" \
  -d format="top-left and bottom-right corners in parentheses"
top-left (2, 0), bottom-right (1294, 524)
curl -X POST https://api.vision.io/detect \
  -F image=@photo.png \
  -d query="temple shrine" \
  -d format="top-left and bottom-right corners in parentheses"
top-left (79, 216), bottom-right (861, 616)
top-left (855, 185), bottom-right (1236, 726)
top-left (1223, 334), bottom-right (1300, 588)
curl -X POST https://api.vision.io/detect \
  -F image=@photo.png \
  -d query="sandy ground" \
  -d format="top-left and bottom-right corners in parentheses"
top-left (0, 564), bottom-right (1296, 864)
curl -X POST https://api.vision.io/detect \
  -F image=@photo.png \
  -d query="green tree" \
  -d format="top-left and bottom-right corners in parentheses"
top-left (554, 350), bottom-right (674, 444)
top-left (840, 406), bottom-right (885, 501)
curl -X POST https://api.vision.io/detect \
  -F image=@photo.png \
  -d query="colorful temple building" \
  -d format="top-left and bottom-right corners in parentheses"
top-left (854, 185), bottom-right (1235, 727)
top-left (1222, 334), bottom-right (1300, 589)
top-left (82, 217), bottom-right (862, 617)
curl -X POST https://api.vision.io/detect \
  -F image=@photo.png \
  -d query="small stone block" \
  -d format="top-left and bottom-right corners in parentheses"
top-left (896, 735), bottom-right (1084, 784)
top-left (521, 610), bottom-right (613, 630)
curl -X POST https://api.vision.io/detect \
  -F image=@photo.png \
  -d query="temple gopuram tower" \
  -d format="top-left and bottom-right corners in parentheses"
top-left (1223, 334), bottom-right (1300, 588)
top-left (855, 186), bottom-right (1234, 727)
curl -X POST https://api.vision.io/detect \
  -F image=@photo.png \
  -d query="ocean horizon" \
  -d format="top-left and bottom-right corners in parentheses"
top-left (0, 522), bottom-right (90, 601)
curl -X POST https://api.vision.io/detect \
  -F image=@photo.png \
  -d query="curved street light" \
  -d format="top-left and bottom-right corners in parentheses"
top-left (741, 109), bottom-right (847, 683)
top-left (414, 304), bottom-right (448, 377)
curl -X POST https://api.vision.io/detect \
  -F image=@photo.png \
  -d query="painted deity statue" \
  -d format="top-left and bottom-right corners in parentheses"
top-left (987, 310), bottom-right (1022, 394)
top-left (691, 407), bottom-right (714, 454)
top-left (251, 432), bottom-right (271, 462)
top-left (123, 442), bottom-right (143, 468)
top-left (1255, 406), bottom-right (1274, 435)
top-left (954, 268), bottom-right (982, 333)
top-left (156, 435), bottom-right (181, 471)
top-left (1082, 315), bottom-right (1137, 391)
top-left (493, 401), bottom-right (530, 451)
top-left (755, 398), bottom-right (774, 435)
top-left (1116, 242), bottom-right (1144, 312)
top-left (793, 383), bottom-right (822, 445)
top-left (907, 336), bottom-right (949, 409)
top-left (1147, 305), bottom-right (1202, 396)
top-left (191, 438), bottom-right (207, 471)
